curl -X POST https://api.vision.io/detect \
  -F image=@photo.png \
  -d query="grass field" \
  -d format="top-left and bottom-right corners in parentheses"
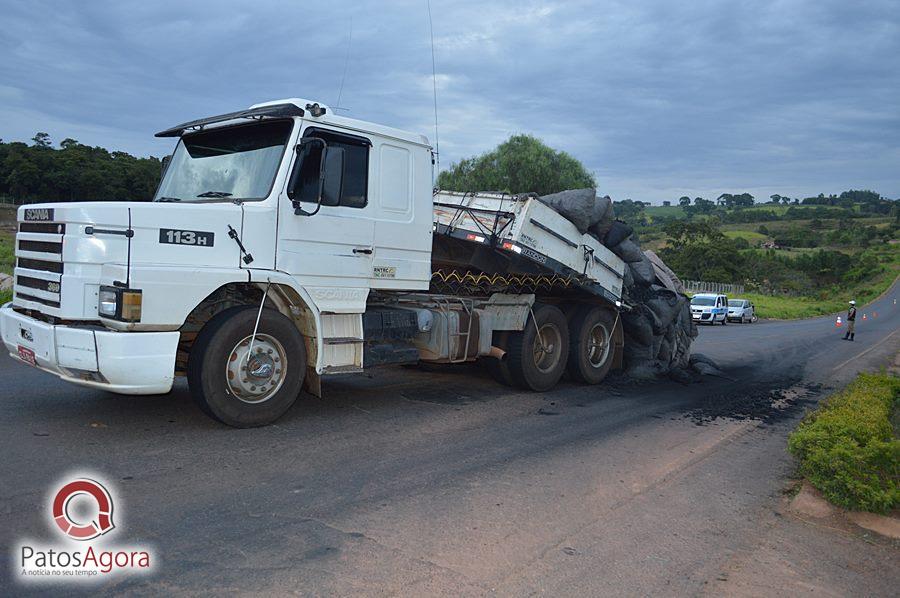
top-left (1, 230), bottom-right (12, 305)
top-left (0, 230), bottom-right (13, 275)
top-left (722, 230), bottom-right (769, 245)
top-left (644, 205), bottom-right (687, 220)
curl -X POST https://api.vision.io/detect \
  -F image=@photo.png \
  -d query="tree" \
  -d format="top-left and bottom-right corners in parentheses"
top-left (769, 194), bottom-right (781, 204)
top-left (31, 132), bottom-right (51, 148)
top-left (694, 197), bottom-right (715, 213)
top-left (733, 192), bottom-right (754, 208)
top-left (678, 195), bottom-right (691, 207)
top-left (436, 134), bottom-right (596, 196)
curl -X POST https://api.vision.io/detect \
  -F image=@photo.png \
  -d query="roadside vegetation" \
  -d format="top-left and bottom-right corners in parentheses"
top-left (788, 373), bottom-right (900, 513)
top-left (1, 229), bottom-right (12, 304)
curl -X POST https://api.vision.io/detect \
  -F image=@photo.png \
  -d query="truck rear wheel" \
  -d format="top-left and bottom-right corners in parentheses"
top-left (187, 306), bottom-right (306, 428)
top-left (566, 306), bottom-right (616, 385)
top-left (506, 304), bottom-right (569, 391)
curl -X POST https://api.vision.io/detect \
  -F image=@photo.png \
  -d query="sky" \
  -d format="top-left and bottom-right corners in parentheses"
top-left (1, 0), bottom-right (898, 203)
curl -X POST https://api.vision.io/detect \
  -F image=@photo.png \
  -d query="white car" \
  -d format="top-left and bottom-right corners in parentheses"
top-left (727, 299), bottom-right (756, 323)
top-left (690, 293), bottom-right (729, 325)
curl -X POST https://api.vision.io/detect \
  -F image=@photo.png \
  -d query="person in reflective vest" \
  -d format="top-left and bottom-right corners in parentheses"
top-left (842, 300), bottom-right (857, 341)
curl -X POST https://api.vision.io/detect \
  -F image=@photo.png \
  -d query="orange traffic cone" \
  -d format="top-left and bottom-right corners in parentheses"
top-left (836, 316), bottom-right (842, 327)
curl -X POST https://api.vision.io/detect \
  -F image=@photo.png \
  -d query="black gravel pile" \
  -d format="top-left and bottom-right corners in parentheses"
top-left (537, 188), bottom-right (699, 379)
top-left (684, 381), bottom-right (824, 426)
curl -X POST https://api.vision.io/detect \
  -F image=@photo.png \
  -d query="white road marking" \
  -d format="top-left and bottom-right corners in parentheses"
top-left (831, 328), bottom-right (900, 372)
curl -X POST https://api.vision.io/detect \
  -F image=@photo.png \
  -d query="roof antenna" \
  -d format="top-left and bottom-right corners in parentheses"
top-left (426, 0), bottom-right (440, 182)
top-left (334, 17), bottom-right (353, 112)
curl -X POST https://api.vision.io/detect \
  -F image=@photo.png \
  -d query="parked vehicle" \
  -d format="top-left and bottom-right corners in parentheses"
top-left (690, 293), bottom-right (728, 325)
top-left (0, 98), bottom-right (628, 427)
top-left (727, 299), bottom-right (755, 323)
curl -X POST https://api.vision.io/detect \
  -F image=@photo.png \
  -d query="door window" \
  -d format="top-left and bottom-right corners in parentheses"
top-left (294, 128), bottom-right (371, 208)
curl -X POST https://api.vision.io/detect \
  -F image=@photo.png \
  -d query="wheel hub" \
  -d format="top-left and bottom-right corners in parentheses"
top-left (533, 323), bottom-right (562, 373)
top-left (226, 334), bottom-right (287, 404)
top-left (587, 323), bottom-right (610, 368)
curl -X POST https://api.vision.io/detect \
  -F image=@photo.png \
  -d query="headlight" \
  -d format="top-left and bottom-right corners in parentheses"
top-left (98, 285), bottom-right (143, 322)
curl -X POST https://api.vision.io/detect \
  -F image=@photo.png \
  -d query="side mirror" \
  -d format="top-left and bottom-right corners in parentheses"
top-left (286, 139), bottom-right (315, 202)
top-left (290, 139), bottom-right (345, 216)
top-left (290, 138), bottom-right (328, 216)
top-left (161, 154), bottom-right (172, 177)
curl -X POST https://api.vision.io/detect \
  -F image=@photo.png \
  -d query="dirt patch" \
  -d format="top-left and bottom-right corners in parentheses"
top-left (789, 482), bottom-right (838, 518)
top-left (790, 482), bottom-right (900, 540)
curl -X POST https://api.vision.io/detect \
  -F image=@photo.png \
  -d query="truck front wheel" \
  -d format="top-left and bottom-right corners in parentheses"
top-left (566, 306), bottom-right (616, 385)
top-left (187, 306), bottom-right (306, 427)
top-left (506, 304), bottom-right (569, 391)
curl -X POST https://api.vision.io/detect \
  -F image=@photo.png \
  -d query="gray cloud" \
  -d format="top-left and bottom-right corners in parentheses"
top-left (0, 0), bottom-right (897, 202)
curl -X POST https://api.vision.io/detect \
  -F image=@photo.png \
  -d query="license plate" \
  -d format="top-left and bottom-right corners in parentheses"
top-left (17, 345), bottom-right (36, 367)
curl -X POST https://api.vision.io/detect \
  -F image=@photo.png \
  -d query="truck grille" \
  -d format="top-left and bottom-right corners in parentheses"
top-left (16, 257), bottom-right (64, 274)
top-left (14, 219), bottom-right (65, 313)
top-left (19, 222), bottom-right (66, 234)
top-left (18, 239), bottom-right (63, 254)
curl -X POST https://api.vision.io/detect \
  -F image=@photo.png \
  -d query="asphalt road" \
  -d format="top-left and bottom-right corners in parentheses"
top-left (2, 285), bottom-right (898, 596)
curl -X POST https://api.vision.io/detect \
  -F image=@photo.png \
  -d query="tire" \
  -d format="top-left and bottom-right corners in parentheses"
top-left (188, 306), bottom-right (306, 427)
top-left (506, 304), bottom-right (569, 391)
top-left (566, 306), bottom-right (616, 385)
top-left (484, 330), bottom-right (514, 386)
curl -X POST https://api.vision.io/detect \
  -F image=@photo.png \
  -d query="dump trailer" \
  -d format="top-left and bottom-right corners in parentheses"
top-left (0, 98), bottom-right (626, 428)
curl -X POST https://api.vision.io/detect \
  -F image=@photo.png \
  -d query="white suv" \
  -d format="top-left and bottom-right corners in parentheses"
top-left (690, 293), bottom-right (729, 325)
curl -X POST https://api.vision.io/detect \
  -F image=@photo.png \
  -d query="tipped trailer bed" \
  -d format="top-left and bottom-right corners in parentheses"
top-left (432, 191), bottom-right (626, 304)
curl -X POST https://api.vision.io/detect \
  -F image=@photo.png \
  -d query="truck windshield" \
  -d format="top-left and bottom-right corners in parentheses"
top-left (728, 300), bottom-right (745, 307)
top-left (154, 119), bottom-right (293, 202)
top-left (691, 297), bottom-right (716, 306)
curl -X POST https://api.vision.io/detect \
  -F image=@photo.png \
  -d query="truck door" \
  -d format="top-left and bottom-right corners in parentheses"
top-left (276, 127), bottom-right (375, 288)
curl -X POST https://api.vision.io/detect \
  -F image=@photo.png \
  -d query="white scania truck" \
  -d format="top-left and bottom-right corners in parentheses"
top-left (1, 99), bottom-right (626, 427)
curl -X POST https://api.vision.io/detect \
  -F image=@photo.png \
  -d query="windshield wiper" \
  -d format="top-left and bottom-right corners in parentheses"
top-left (155, 196), bottom-right (182, 202)
top-left (197, 191), bottom-right (233, 198)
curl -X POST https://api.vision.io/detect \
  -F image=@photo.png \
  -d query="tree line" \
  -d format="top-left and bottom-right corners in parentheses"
top-left (0, 133), bottom-right (162, 203)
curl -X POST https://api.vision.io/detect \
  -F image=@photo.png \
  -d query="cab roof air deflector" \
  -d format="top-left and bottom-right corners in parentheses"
top-left (154, 103), bottom-right (305, 138)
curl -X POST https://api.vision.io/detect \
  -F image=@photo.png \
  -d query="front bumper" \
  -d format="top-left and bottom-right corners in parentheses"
top-left (0, 304), bottom-right (179, 395)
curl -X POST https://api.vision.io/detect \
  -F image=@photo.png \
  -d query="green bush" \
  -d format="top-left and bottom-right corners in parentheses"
top-left (0, 289), bottom-right (11, 304)
top-left (788, 373), bottom-right (900, 512)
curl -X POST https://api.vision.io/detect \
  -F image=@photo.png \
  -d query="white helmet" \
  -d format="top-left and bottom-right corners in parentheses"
top-left (849, 300), bottom-right (856, 305)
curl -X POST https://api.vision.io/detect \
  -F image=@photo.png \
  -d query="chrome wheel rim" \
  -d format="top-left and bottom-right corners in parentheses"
top-left (533, 323), bottom-right (562, 373)
top-left (587, 323), bottom-right (611, 368)
top-left (225, 334), bottom-right (287, 404)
